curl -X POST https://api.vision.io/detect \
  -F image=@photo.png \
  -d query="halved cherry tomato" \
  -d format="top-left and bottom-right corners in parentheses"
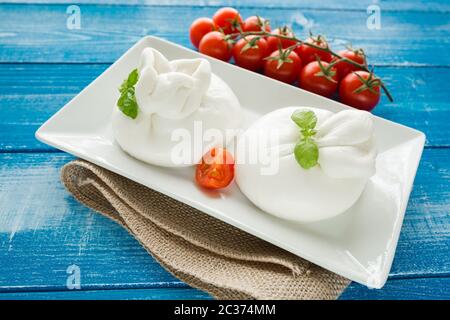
top-left (195, 148), bottom-right (235, 190)
top-left (299, 60), bottom-right (338, 98)
top-left (339, 71), bottom-right (381, 111)
top-left (243, 16), bottom-right (271, 33)
top-left (212, 7), bottom-right (243, 35)
top-left (189, 17), bottom-right (215, 49)
top-left (264, 49), bottom-right (302, 84)
top-left (199, 31), bottom-right (233, 61)
top-left (295, 36), bottom-right (332, 64)
top-left (266, 27), bottom-right (297, 53)
top-left (232, 36), bottom-right (268, 71)
top-left (333, 48), bottom-right (366, 80)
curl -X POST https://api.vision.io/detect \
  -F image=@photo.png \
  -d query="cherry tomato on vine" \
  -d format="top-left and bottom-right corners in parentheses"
top-left (189, 17), bottom-right (215, 49)
top-left (266, 27), bottom-right (297, 53)
top-left (243, 16), bottom-right (271, 33)
top-left (232, 36), bottom-right (268, 71)
top-left (195, 148), bottom-right (235, 190)
top-left (199, 31), bottom-right (233, 61)
top-left (339, 71), bottom-right (381, 111)
top-left (299, 60), bottom-right (338, 98)
top-left (264, 49), bottom-right (302, 84)
top-left (333, 48), bottom-right (366, 80)
top-left (295, 36), bottom-right (332, 64)
top-left (212, 7), bottom-right (243, 35)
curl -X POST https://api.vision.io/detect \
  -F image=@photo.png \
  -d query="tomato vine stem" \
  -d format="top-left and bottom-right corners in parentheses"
top-left (228, 30), bottom-right (394, 102)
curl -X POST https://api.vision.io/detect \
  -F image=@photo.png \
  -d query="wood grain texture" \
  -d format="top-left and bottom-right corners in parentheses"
top-left (0, 64), bottom-right (449, 152)
top-left (341, 277), bottom-right (450, 300)
top-left (1, 4), bottom-right (450, 65)
top-left (3, 0), bottom-right (450, 12)
top-left (0, 288), bottom-right (212, 300)
top-left (0, 277), bottom-right (448, 299)
top-left (0, 153), bottom-right (181, 292)
top-left (0, 151), bottom-right (448, 297)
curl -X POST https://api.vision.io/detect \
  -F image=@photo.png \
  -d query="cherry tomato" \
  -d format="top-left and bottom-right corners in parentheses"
top-left (299, 61), bottom-right (338, 98)
top-left (333, 49), bottom-right (366, 80)
top-left (266, 27), bottom-right (297, 53)
top-left (195, 148), bottom-right (235, 190)
top-left (199, 31), bottom-right (232, 61)
top-left (212, 7), bottom-right (243, 35)
top-left (189, 17), bottom-right (215, 49)
top-left (232, 36), bottom-right (268, 71)
top-left (243, 16), bottom-right (271, 33)
top-left (339, 71), bottom-right (381, 111)
top-left (264, 49), bottom-right (302, 84)
top-left (295, 36), bottom-right (332, 64)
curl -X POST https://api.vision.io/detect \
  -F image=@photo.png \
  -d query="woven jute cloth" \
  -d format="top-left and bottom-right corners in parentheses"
top-left (61, 159), bottom-right (350, 299)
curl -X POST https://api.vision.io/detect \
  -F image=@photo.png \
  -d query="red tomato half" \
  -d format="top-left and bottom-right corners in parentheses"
top-left (195, 148), bottom-right (235, 190)
top-left (199, 31), bottom-right (233, 61)
top-left (212, 7), bottom-right (243, 35)
top-left (189, 17), bottom-right (215, 49)
top-left (295, 36), bottom-right (332, 64)
top-left (339, 71), bottom-right (381, 111)
top-left (232, 36), bottom-right (268, 71)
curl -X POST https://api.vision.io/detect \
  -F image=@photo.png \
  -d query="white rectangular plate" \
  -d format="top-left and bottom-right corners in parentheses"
top-left (36, 36), bottom-right (425, 288)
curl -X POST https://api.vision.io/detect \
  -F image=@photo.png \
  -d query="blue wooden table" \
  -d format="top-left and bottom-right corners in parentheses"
top-left (0, 0), bottom-right (449, 300)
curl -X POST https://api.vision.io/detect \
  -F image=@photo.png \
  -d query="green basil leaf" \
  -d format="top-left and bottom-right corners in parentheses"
top-left (117, 93), bottom-right (125, 108)
top-left (117, 69), bottom-right (139, 119)
top-left (118, 94), bottom-right (138, 119)
top-left (294, 138), bottom-right (319, 169)
top-left (301, 128), bottom-right (317, 139)
top-left (119, 79), bottom-right (128, 94)
top-left (127, 69), bottom-right (139, 86)
top-left (291, 110), bottom-right (317, 130)
top-left (125, 86), bottom-right (135, 99)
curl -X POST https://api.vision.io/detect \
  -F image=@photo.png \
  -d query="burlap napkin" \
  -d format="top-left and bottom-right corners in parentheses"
top-left (61, 159), bottom-right (350, 299)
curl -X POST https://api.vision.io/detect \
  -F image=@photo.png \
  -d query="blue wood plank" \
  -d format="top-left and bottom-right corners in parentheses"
top-left (3, 0), bottom-right (450, 12)
top-left (0, 277), bottom-right (448, 300)
top-left (0, 4), bottom-right (449, 65)
top-left (0, 64), bottom-right (449, 151)
top-left (0, 150), bottom-right (448, 295)
top-left (340, 277), bottom-right (450, 300)
top-left (0, 288), bottom-right (212, 300)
